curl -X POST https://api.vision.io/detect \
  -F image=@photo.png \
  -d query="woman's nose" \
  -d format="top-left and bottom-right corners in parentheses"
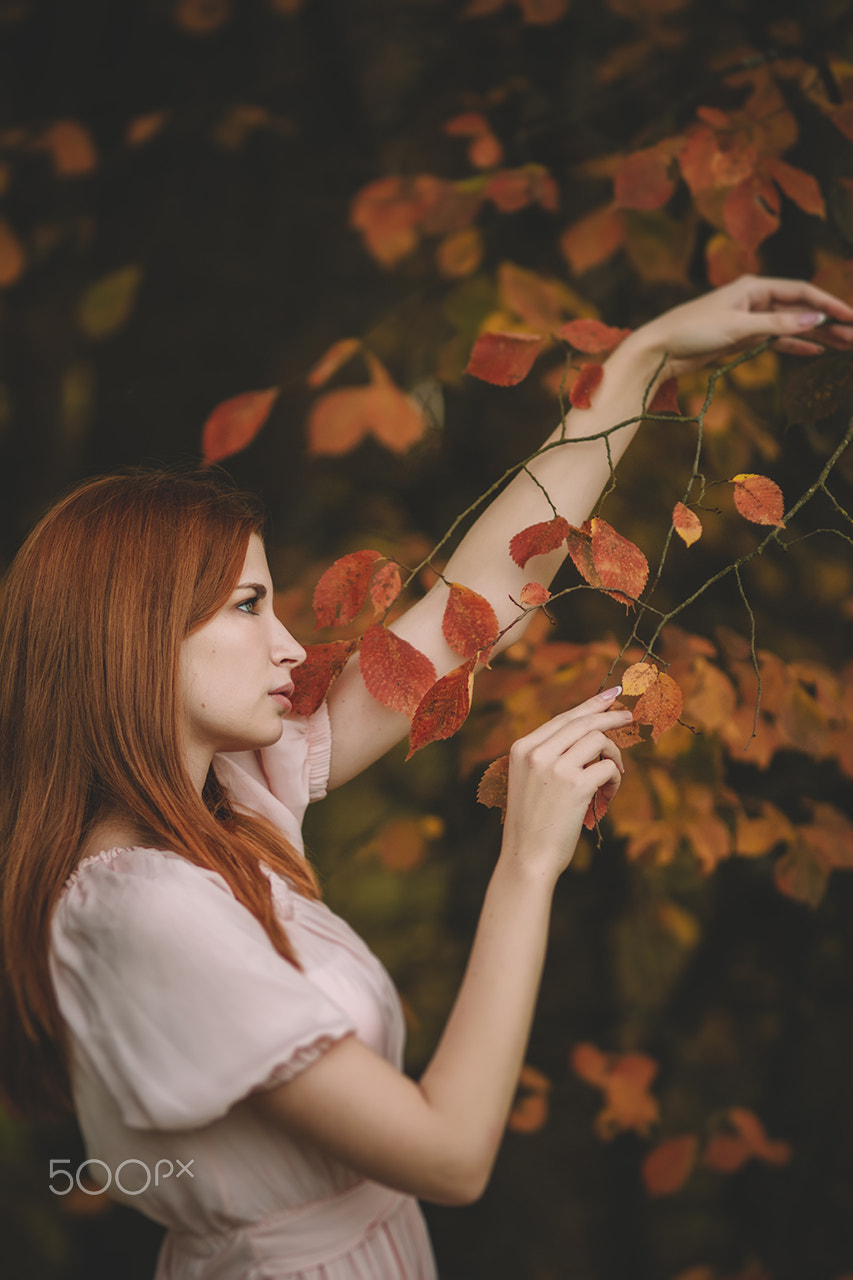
top-left (273, 619), bottom-right (307, 668)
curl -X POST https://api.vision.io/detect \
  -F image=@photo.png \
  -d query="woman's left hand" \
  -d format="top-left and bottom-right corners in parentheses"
top-left (625, 274), bottom-right (853, 381)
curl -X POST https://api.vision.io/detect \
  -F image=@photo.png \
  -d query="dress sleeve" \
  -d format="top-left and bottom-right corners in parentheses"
top-left (214, 704), bottom-right (332, 854)
top-left (49, 847), bottom-right (355, 1132)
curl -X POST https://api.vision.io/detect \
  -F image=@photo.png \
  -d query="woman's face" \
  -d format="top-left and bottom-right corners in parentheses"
top-left (179, 534), bottom-right (306, 790)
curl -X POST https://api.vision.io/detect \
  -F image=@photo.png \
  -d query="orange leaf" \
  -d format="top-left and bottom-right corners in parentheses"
top-left (590, 516), bottom-right (649, 605)
top-left (773, 843), bottom-right (829, 908)
top-left (125, 111), bottom-right (170, 147)
top-left (570, 1043), bottom-right (660, 1139)
top-left (570, 361), bottom-right (604, 409)
top-left (583, 785), bottom-right (613, 831)
top-left (306, 338), bottom-right (361, 388)
top-left (442, 583), bottom-right (499, 659)
top-left (201, 387), bottom-right (279, 463)
top-left (673, 502), bottom-right (702, 547)
top-left (642, 1135), bottom-right (699, 1196)
top-left (477, 754), bottom-right (510, 819)
top-left (465, 331), bottom-right (544, 386)
top-left (761, 156), bottom-right (826, 218)
top-left (0, 218), bottom-right (26, 287)
top-left (723, 174), bottom-right (780, 252)
top-left (360, 624), bottom-right (437, 718)
top-left (370, 561), bottom-right (403, 615)
top-left (33, 120), bottom-right (98, 176)
top-left (469, 131), bottom-right (504, 169)
top-left (307, 382), bottom-right (427, 456)
top-left (731, 473), bottom-right (785, 527)
top-left (614, 144), bottom-right (677, 211)
top-left (374, 816), bottom-right (429, 872)
top-left (559, 204), bottom-right (625, 275)
top-left (436, 227), bottom-right (483, 279)
top-left (290, 639), bottom-right (359, 717)
top-left (622, 661), bottom-right (658, 697)
top-left (647, 377), bottom-right (680, 414)
top-left (508, 1064), bottom-right (553, 1134)
top-left (509, 515), bottom-right (571, 568)
top-left (702, 1108), bottom-right (792, 1174)
top-left (174, 0), bottom-right (232, 33)
top-left (519, 582), bottom-right (552, 607)
top-left (557, 318), bottom-right (631, 354)
top-left (633, 669), bottom-right (683, 742)
top-left (705, 232), bottom-right (759, 287)
top-left (312, 550), bottom-right (383, 629)
top-left (348, 174), bottom-right (440, 267)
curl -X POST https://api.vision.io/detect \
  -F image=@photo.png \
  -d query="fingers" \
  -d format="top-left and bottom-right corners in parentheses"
top-left (509, 688), bottom-right (629, 757)
top-left (729, 275), bottom-right (853, 323)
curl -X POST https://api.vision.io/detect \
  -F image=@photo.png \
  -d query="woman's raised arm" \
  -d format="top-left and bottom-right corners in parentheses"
top-left (325, 277), bottom-right (853, 788)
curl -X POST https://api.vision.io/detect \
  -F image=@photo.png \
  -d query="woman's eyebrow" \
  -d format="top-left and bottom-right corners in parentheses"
top-left (235, 582), bottom-right (268, 597)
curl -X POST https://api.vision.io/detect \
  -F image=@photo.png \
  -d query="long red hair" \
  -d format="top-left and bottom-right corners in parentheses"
top-left (0, 469), bottom-right (320, 1119)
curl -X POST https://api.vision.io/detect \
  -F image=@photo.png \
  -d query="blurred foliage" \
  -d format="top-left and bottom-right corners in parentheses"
top-left (3, 0), bottom-right (853, 1277)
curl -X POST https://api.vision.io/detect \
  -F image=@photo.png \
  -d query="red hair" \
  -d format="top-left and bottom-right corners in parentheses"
top-left (0, 469), bottom-right (319, 1118)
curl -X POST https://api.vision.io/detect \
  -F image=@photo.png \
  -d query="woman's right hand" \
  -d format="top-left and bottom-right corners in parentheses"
top-left (500, 686), bottom-right (633, 880)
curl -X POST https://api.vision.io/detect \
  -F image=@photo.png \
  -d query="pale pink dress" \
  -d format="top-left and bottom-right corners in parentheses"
top-left (49, 706), bottom-right (438, 1280)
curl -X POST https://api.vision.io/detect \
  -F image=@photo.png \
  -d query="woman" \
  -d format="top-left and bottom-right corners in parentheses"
top-left (1, 278), bottom-right (851, 1279)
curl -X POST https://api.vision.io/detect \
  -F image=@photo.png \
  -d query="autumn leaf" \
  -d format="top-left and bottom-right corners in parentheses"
top-left (436, 227), bottom-right (484, 278)
top-left (408, 657), bottom-right (477, 756)
top-left (642, 1135), bottom-right (699, 1196)
top-left (705, 232), bottom-right (759, 287)
top-left (33, 120), bottom-right (98, 176)
top-left (508, 1064), bottom-right (553, 1134)
top-left (570, 1043), bottom-right (661, 1139)
top-left (477, 754), bottom-right (510, 820)
top-left (761, 156), bottom-right (826, 219)
top-left (442, 582), bottom-right (499, 658)
top-left (673, 502), bottom-right (702, 547)
top-left (370, 561), bottom-right (403, 615)
top-left (609, 661), bottom-right (683, 745)
top-left (723, 174), bottom-right (781, 252)
top-left (590, 517), bottom-right (649, 605)
top-left (583, 785), bottom-right (614, 831)
top-left (306, 338), bottom-right (361, 388)
top-left (0, 219), bottom-right (26, 287)
top-left (519, 582), bottom-right (552, 607)
top-left (570, 362), bottom-right (604, 409)
top-left (647, 378), bottom-right (681, 415)
top-left (359, 623), bottom-right (437, 718)
top-left (465, 331), bottom-right (544, 386)
top-left (174, 0), bottom-right (233, 33)
top-left (308, 357), bottom-right (428, 455)
top-left (614, 143), bottom-right (678, 211)
top-left (731, 473), bottom-right (785, 527)
top-left (125, 111), bottom-right (170, 147)
top-left (289, 638), bottom-right (359, 717)
top-left (559, 203), bottom-right (625, 275)
top-left (77, 266), bottom-right (142, 340)
top-left (201, 387), bottom-right (279, 464)
top-left (509, 515), bottom-right (571, 568)
top-left (557, 318), bottom-right (631, 353)
top-left (701, 1108), bottom-right (792, 1174)
top-left (312, 549), bottom-right (383, 629)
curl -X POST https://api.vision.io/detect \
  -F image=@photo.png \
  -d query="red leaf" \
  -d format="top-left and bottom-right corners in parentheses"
top-left (705, 232), bottom-right (759, 287)
top-left (731, 473), bottom-right (785, 527)
top-left (590, 516), bottom-right (649, 605)
top-left (359, 623), bottom-right (437, 718)
top-left (370, 561), bottom-right (403, 615)
top-left (583, 785), bottom-right (613, 831)
top-left (306, 338), bottom-right (361, 388)
top-left (465, 331), bottom-right (544, 386)
top-left (290, 639), bottom-right (359, 717)
top-left (509, 515), bottom-right (571, 568)
top-left (761, 156), bottom-right (826, 218)
top-left (312, 550), bottom-right (383, 629)
top-left (614, 144), bottom-right (677, 211)
top-left (701, 1108), bottom-right (792, 1174)
top-left (408, 657), bottom-right (477, 757)
top-left (647, 377), bottom-right (680, 414)
top-left (201, 387), bottom-right (279, 463)
top-left (477, 754), bottom-right (510, 819)
top-left (672, 502), bottom-right (702, 547)
top-left (33, 119), bottom-right (98, 176)
top-left (442, 582), bottom-right (499, 659)
top-left (557, 318), bottom-right (631, 354)
top-left (519, 582), bottom-right (552, 607)
top-left (565, 521), bottom-right (601, 588)
top-left (570, 361), bottom-right (604, 409)
top-left (642, 1135), bottom-right (699, 1197)
top-left (723, 174), bottom-right (781, 252)
top-left (444, 112), bottom-right (491, 137)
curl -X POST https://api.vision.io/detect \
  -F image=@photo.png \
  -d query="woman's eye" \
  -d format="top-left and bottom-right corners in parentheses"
top-left (237, 596), bottom-right (261, 615)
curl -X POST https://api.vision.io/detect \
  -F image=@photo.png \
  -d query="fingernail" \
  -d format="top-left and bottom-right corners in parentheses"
top-left (797, 311), bottom-right (826, 327)
top-left (598, 684), bottom-right (622, 701)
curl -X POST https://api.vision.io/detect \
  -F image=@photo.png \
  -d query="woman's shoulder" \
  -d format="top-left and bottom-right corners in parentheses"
top-left (58, 842), bottom-right (233, 914)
